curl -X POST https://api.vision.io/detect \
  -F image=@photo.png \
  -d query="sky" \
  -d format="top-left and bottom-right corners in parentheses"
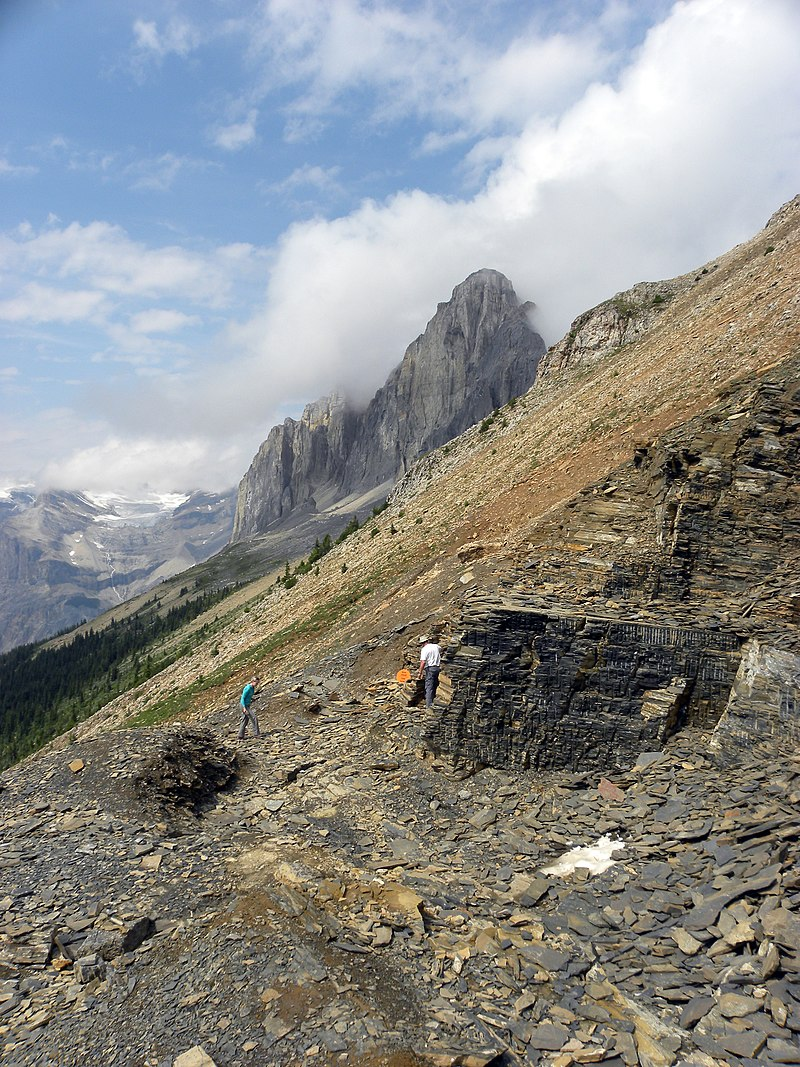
top-left (0, 0), bottom-right (798, 499)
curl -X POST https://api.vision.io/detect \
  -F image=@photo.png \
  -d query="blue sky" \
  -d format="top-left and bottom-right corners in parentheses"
top-left (1, 0), bottom-right (798, 498)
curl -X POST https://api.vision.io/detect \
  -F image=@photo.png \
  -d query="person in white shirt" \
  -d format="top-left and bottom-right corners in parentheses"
top-left (418, 636), bottom-right (442, 708)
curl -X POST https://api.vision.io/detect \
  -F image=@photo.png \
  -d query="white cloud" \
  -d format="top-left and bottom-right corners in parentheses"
top-left (0, 220), bottom-right (254, 306)
top-left (211, 109), bottom-right (259, 151)
top-left (263, 163), bottom-right (344, 207)
top-left (186, 0), bottom-right (799, 434)
top-left (6, 0), bottom-right (799, 499)
top-left (0, 158), bottom-right (38, 178)
top-left (40, 433), bottom-right (245, 495)
top-left (245, 0), bottom-right (613, 143)
top-left (125, 152), bottom-right (202, 192)
top-left (132, 17), bottom-right (200, 61)
top-left (129, 309), bottom-right (200, 334)
top-left (0, 283), bottom-right (108, 325)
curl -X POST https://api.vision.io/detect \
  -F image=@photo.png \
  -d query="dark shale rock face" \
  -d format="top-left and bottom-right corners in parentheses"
top-left (232, 269), bottom-right (545, 540)
top-left (433, 603), bottom-right (740, 772)
top-left (430, 355), bottom-right (800, 772)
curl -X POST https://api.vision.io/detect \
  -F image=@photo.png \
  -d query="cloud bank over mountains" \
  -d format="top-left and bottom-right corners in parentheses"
top-left (1, 0), bottom-right (798, 496)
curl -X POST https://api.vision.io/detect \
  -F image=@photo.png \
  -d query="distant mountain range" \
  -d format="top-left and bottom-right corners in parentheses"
top-left (0, 488), bottom-right (236, 652)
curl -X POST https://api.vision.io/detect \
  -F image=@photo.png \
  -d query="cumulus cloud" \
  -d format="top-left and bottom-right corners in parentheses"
top-left (244, 0), bottom-right (612, 143)
top-left (211, 109), bottom-right (259, 151)
top-left (221, 0), bottom-right (800, 413)
top-left (0, 283), bottom-right (108, 325)
top-left (40, 431), bottom-right (248, 496)
top-left (0, 220), bottom-right (257, 305)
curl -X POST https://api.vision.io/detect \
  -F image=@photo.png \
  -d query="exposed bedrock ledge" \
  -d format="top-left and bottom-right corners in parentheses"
top-left (427, 602), bottom-right (741, 772)
top-left (711, 638), bottom-right (800, 763)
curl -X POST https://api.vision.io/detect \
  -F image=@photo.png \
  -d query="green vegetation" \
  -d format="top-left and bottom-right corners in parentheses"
top-left (479, 408), bottom-right (501, 434)
top-left (275, 513), bottom-right (361, 592)
top-left (130, 579), bottom-right (377, 728)
top-left (611, 296), bottom-right (639, 321)
top-left (0, 496), bottom-right (405, 766)
top-left (0, 586), bottom-right (233, 770)
top-left (336, 514), bottom-right (360, 543)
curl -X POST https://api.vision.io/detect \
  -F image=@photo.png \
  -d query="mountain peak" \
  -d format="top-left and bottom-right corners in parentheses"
top-left (231, 270), bottom-right (545, 540)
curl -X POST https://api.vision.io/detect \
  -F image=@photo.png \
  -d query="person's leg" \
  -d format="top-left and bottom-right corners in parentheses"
top-left (249, 706), bottom-right (260, 737)
top-left (237, 707), bottom-right (248, 739)
top-left (424, 667), bottom-right (438, 707)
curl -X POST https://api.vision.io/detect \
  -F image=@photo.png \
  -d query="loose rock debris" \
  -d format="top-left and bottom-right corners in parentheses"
top-left (1, 666), bottom-right (799, 1066)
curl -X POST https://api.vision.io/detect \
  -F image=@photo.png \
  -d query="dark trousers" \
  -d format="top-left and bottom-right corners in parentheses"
top-left (424, 666), bottom-right (440, 707)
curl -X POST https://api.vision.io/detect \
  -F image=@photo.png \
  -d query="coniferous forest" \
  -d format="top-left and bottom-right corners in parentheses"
top-left (0, 586), bottom-right (232, 770)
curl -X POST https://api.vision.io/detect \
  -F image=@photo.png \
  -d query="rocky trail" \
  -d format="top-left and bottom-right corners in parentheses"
top-left (2, 647), bottom-right (799, 1067)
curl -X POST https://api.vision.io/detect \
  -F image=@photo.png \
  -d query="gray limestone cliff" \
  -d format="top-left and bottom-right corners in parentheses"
top-left (232, 269), bottom-right (545, 540)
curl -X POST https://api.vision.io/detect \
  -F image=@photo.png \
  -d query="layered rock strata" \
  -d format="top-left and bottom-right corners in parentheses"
top-left (430, 353), bottom-right (800, 772)
top-left (232, 269), bottom-right (544, 539)
top-left (433, 602), bottom-right (740, 772)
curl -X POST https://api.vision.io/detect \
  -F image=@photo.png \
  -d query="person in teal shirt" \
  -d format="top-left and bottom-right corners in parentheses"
top-left (237, 676), bottom-right (260, 739)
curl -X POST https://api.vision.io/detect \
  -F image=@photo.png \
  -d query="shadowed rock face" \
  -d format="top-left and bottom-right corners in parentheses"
top-left (431, 356), bottom-right (800, 772)
top-left (232, 269), bottom-right (545, 540)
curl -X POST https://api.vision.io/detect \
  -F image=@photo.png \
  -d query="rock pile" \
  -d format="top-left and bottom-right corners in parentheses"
top-left (1, 659), bottom-right (799, 1066)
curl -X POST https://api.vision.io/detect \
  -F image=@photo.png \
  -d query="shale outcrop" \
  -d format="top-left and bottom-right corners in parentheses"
top-left (232, 269), bottom-right (545, 540)
top-left (431, 356), bottom-right (800, 774)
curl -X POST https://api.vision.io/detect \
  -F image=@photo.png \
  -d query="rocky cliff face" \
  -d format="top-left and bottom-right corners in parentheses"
top-left (0, 489), bottom-right (236, 652)
top-left (232, 269), bottom-right (545, 540)
top-left (427, 328), bottom-right (800, 774)
top-left (537, 275), bottom-right (694, 380)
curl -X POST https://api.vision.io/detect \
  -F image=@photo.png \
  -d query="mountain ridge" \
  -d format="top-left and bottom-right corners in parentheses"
top-left (0, 488), bottom-right (237, 653)
top-left (231, 267), bottom-right (545, 540)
